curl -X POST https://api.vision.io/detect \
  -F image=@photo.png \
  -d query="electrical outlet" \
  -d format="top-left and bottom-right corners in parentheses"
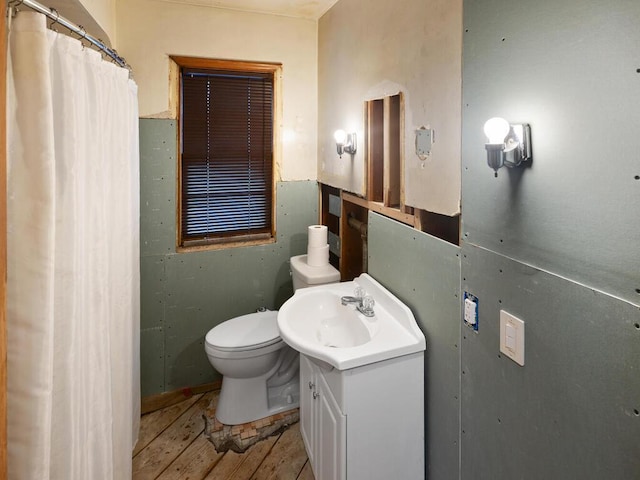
top-left (463, 292), bottom-right (479, 331)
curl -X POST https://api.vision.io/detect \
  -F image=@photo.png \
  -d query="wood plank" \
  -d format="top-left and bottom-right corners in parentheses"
top-left (398, 93), bottom-right (406, 210)
top-left (141, 381), bottom-right (220, 414)
top-left (384, 94), bottom-right (401, 208)
top-left (415, 210), bottom-right (461, 246)
top-left (383, 96), bottom-right (391, 206)
top-left (367, 100), bottom-right (384, 202)
top-left (133, 391), bottom-right (216, 480)
top-left (170, 56), bottom-right (281, 74)
top-left (134, 393), bottom-right (205, 456)
top-left (340, 197), bottom-right (367, 281)
top-left (296, 460), bottom-right (315, 480)
top-left (177, 237), bottom-right (276, 254)
top-left (168, 58), bottom-right (180, 120)
top-left (342, 192), bottom-right (416, 227)
top-left (0, 1), bottom-right (7, 478)
top-left (203, 434), bottom-right (279, 480)
top-left (156, 433), bottom-right (224, 480)
top-left (249, 423), bottom-right (308, 480)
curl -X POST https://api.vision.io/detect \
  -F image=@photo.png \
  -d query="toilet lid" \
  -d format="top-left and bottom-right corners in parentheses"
top-left (206, 310), bottom-right (281, 351)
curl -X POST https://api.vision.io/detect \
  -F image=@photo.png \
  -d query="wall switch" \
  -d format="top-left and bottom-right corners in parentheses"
top-left (500, 310), bottom-right (525, 366)
top-left (463, 292), bottom-right (479, 331)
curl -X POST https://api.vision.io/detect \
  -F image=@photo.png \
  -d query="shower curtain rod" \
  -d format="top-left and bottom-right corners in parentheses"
top-left (9, 0), bottom-right (130, 70)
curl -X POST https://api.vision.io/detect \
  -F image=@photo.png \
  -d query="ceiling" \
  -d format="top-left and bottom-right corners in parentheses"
top-left (148, 0), bottom-right (339, 20)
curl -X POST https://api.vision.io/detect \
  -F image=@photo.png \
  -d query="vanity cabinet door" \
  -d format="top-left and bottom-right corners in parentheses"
top-left (299, 354), bottom-right (315, 465)
top-left (316, 369), bottom-right (346, 480)
top-left (300, 355), bottom-right (346, 480)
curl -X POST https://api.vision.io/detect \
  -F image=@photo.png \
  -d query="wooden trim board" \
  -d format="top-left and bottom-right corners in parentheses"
top-left (0, 1), bottom-right (8, 477)
top-left (141, 381), bottom-right (221, 415)
top-left (342, 192), bottom-right (416, 227)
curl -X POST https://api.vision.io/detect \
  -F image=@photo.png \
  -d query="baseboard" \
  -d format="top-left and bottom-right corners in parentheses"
top-left (141, 381), bottom-right (222, 415)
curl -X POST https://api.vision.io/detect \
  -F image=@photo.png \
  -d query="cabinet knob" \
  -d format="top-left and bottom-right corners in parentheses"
top-left (308, 381), bottom-right (315, 390)
top-left (313, 392), bottom-right (320, 399)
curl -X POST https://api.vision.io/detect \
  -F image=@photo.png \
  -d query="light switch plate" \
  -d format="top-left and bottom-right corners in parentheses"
top-left (500, 310), bottom-right (525, 366)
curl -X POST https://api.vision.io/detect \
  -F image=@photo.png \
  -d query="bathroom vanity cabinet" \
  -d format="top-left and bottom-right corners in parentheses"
top-left (299, 352), bottom-right (425, 480)
top-left (300, 354), bottom-right (346, 479)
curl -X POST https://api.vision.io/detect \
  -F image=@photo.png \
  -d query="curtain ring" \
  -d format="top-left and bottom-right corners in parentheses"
top-left (95, 39), bottom-right (106, 59)
top-left (8, 0), bottom-right (24, 22)
top-left (77, 25), bottom-right (87, 48)
top-left (49, 8), bottom-right (60, 32)
top-left (9, 0), bottom-right (24, 14)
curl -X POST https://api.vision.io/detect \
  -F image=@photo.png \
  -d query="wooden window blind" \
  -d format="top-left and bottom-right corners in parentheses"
top-left (180, 67), bottom-right (274, 246)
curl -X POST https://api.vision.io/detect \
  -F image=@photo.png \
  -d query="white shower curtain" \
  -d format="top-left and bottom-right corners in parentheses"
top-left (7, 11), bottom-right (140, 479)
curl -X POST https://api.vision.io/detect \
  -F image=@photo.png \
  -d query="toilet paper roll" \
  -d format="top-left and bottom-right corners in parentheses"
top-left (307, 225), bottom-right (328, 249)
top-left (307, 244), bottom-right (330, 267)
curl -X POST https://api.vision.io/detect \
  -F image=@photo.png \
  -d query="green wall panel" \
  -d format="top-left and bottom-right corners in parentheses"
top-left (368, 212), bottom-right (461, 480)
top-left (139, 116), bottom-right (318, 395)
top-left (461, 244), bottom-right (640, 479)
top-left (140, 256), bottom-right (165, 330)
top-left (139, 119), bottom-right (177, 257)
top-left (460, 2), bottom-right (640, 476)
top-left (461, 0), bottom-right (640, 304)
top-left (140, 327), bottom-right (165, 396)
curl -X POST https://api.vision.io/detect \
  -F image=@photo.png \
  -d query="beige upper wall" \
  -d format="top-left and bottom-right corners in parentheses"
top-left (79, 0), bottom-right (115, 41)
top-left (318, 0), bottom-right (462, 215)
top-left (115, 0), bottom-right (318, 181)
top-left (41, 0), bottom-right (113, 46)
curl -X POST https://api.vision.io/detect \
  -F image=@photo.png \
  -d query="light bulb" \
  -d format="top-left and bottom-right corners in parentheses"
top-left (483, 117), bottom-right (510, 144)
top-left (334, 129), bottom-right (347, 145)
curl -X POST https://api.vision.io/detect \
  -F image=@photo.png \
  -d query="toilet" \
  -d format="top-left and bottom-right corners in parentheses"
top-left (204, 254), bottom-right (340, 425)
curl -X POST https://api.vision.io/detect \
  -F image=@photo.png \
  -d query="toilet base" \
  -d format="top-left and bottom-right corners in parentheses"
top-left (215, 374), bottom-right (300, 425)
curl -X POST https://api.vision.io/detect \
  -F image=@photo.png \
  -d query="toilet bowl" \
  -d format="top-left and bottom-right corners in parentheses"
top-left (205, 310), bottom-right (300, 425)
top-left (204, 254), bottom-right (340, 425)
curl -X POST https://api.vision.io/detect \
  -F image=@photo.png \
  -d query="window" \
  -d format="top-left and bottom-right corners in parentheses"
top-left (172, 57), bottom-right (281, 249)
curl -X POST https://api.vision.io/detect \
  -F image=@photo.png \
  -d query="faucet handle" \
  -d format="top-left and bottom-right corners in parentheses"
top-left (354, 286), bottom-right (366, 299)
top-left (362, 295), bottom-right (375, 311)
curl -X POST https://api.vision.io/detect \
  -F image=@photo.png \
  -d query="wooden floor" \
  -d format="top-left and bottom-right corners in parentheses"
top-left (133, 391), bottom-right (314, 480)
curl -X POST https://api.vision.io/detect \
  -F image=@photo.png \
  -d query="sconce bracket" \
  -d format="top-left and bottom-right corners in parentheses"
top-left (503, 123), bottom-right (531, 168)
top-left (415, 128), bottom-right (433, 159)
top-left (343, 133), bottom-right (357, 156)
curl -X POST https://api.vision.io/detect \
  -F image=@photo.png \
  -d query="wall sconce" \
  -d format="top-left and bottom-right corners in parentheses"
top-left (483, 117), bottom-right (532, 177)
top-left (334, 129), bottom-right (357, 158)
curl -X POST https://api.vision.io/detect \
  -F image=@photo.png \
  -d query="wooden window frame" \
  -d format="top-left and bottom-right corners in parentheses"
top-left (170, 56), bottom-right (282, 252)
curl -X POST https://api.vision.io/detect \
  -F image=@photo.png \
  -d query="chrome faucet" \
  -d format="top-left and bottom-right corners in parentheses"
top-left (341, 287), bottom-right (375, 317)
top-left (340, 296), bottom-right (361, 306)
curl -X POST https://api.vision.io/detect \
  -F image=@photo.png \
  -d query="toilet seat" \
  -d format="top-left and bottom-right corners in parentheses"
top-left (205, 311), bottom-right (283, 358)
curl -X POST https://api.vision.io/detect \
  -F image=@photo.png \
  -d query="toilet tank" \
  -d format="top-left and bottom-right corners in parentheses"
top-left (290, 255), bottom-right (340, 291)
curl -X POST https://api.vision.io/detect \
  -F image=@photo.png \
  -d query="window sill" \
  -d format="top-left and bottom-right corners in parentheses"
top-left (177, 235), bottom-right (276, 253)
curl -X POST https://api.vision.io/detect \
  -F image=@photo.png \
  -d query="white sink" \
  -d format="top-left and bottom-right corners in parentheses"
top-left (277, 273), bottom-right (426, 370)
